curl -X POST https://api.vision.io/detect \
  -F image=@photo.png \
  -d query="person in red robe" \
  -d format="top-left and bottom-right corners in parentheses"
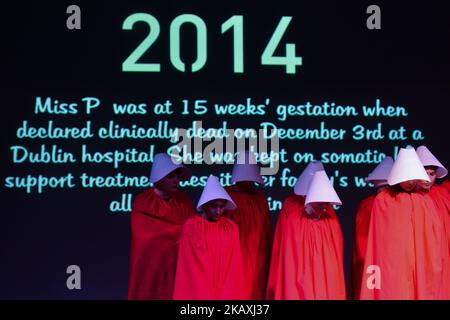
top-left (416, 145), bottom-right (450, 299)
top-left (223, 150), bottom-right (273, 299)
top-left (359, 147), bottom-right (444, 300)
top-left (266, 161), bottom-right (322, 299)
top-left (128, 153), bottom-right (194, 300)
top-left (351, 156), bottom-right (393, 299)
top-left (266, 165), bottom-right (346, 300)
top-left (173, 175), bottom-right (245, 300)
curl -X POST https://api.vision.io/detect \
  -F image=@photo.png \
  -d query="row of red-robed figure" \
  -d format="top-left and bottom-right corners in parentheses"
top-left (128, 179), bottom-right (450, 300)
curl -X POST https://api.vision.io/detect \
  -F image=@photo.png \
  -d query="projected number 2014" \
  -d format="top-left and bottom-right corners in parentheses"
top-left (122, 13), bottom-right (302, 74)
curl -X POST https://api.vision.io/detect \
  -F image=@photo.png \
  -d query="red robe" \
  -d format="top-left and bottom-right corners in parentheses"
top-left (442, 179), bottom-right (450, 193)
top-left (266, 195), bottom-right (346, 300)
top-left (224, 186), bottom-right (273, 299)
top-left (128, 188), bottom-right (195, 300)
top-left (428, 185), bottom-right (450, 299)
top-left (359, 188), bottom-right (444, 300)
top-left (351, 195), bottom-right (376, 300)
top-left (173, 216), bottom-right (245, 300)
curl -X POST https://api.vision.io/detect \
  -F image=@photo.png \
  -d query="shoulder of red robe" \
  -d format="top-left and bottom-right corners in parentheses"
top-left (221, 216), bottom-right (239, 230)
top-left (132, 188), bottom-right (193, 214)
top-left (434, 184), bottom-right (450, 196)
top-left (355, 194), bottom-right (374, 212)
top-left (209, 216), bottom-right (238, 231)
top-left (183, 215), bottom-right (203, 227)
top-left (131, 187), bottom-right (154, 213)
top-left (282, 194), bottom-right (304, 213)
top-left (372, 188), bottom-right (397, 211)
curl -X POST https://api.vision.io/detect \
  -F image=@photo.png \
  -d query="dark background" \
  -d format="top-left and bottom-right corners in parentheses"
top-left (1, 1), bottom-right (449, 299)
